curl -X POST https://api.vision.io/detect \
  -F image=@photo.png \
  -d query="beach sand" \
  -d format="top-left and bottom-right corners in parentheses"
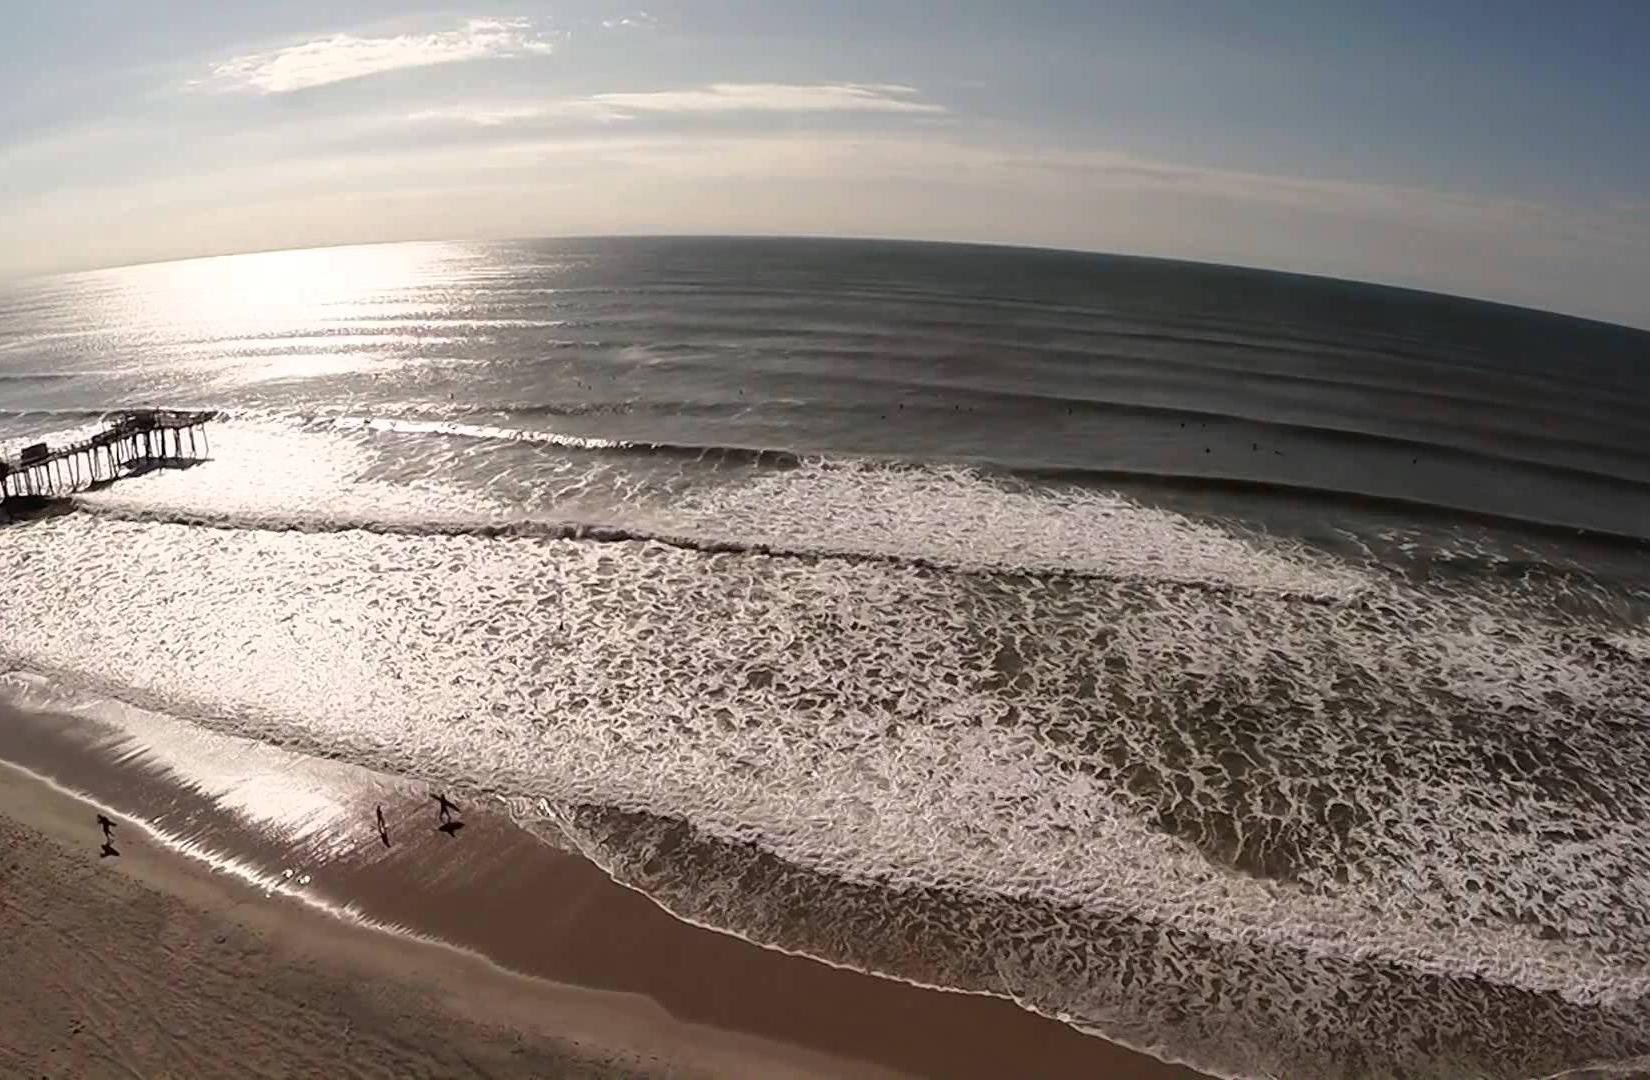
top-left (0, 697), bottom-right (1209, 1078)
top-left (0, 773), bottom-right (650, 1079)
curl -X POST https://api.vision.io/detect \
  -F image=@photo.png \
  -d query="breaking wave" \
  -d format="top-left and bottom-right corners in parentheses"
top-left (3, 417), bottom-right (1650, 1077)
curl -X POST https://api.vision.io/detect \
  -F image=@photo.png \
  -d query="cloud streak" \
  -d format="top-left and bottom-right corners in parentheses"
top-left (601, 13), bottom-right (658, 31)
top-left (201, 18), bottom-right (554, 94)
top-left (588, 83), bottom-right (945, 115)
top-left (410, 83), bottom-right (947, 128)
top-left (409, 101), bottom-right (623, 127)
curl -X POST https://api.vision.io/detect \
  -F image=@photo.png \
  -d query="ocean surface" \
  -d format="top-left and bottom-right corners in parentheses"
top-left (2, 237), bottom-right (1650, 1078)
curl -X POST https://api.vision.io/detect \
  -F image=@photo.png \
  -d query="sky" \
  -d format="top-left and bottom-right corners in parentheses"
top-left (2, 1), bottom-right (1648, 326)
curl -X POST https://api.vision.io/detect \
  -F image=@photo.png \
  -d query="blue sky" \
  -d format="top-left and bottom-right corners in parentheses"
top-left (3, 2), bottom-right (1648, 325)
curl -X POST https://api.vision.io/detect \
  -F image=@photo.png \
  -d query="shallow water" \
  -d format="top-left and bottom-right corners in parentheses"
top-left (3, 238), bottom-right (1650, 1078)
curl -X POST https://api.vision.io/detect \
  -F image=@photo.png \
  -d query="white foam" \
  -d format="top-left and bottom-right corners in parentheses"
top-left (5, 418), bottom-right (1650, 1075)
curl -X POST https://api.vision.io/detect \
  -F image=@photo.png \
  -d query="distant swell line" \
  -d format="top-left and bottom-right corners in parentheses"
top-left (313, 413), bottom-right (1650, 547)
top-left (1018, 464), bottom-right (1650, 549)
top-left (221, 411), bottom-right (1650, 548)
top-left (307, 413), bottom-right (812, 466)
top-left (312, 403), bottom-right (1650, 502)
top-left (64, 501), bottom-right (1349, 605)
top-left (0, 407), bottom-right (110, 421)
top-left (0, 374), bottom-right (81, 385)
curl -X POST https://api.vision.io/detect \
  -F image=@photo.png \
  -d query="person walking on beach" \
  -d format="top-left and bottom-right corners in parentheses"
top-left (432, 792), bottom-right (459, 825)
top-left (375, 804), bottom-right (391, 848)
top-left (96, 813), bottom-right (116, 841)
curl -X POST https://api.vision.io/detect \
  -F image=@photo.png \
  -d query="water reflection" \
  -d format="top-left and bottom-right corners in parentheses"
top-left (6, 243), bottom-right (483, 401)
top-left (3, 671), bottom-right (376, 862)
top-left (86, 243), bottom-right (461, 335)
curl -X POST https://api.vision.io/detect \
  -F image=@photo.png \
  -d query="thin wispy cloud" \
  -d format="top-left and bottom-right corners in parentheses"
top-left (601, 12), bottom-right (658, 31)
top-left (407, 83), bottom-right (947, 130)
top-left (409, 102), bottom-right (625, 127)
top-left (200, 18), bottom-right (554, 95)
top-left (587, 83), bottom-right (945, 115)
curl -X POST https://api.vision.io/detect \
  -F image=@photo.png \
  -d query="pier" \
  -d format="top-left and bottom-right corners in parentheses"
top-left (0, 409), bottom-right (215, 505)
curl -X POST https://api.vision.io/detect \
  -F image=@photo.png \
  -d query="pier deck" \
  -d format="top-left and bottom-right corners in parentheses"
top-left (0, 409), bottom-right (215, 503)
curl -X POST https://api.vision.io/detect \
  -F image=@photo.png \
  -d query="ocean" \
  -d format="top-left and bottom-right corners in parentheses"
top-left (2, 236), bottom-right (1649, 1078)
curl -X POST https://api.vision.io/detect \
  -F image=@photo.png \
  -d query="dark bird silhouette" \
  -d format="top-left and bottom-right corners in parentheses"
top-left (432, 793), bottom-right (460, 824)
top-left (375, 804), bottom-right (391, 848)
top-left (96, 813), bottom-right (116, 841)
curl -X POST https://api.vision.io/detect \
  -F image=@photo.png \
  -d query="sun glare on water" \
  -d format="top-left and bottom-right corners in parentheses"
top-left (98, 242), bottom-right (454, 321)
top-left (78, 242), bottom-right (469, 383)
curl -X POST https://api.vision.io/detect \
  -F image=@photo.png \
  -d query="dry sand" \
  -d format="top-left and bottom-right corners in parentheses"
top-left (0, 698), bottom-right (1209, 1078)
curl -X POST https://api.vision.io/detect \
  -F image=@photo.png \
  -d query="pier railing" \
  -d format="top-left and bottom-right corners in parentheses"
top-left (0, 409), bottom-right (216, 503)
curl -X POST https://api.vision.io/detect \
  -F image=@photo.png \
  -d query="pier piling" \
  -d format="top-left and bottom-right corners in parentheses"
top-left (0, 409), bottom-right (216, 508)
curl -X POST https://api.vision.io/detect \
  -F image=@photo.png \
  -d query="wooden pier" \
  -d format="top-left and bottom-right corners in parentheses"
top-left (0, 409), bottom-right (215, 504)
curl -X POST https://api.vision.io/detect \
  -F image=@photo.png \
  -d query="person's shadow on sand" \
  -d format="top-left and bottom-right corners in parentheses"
top-left (96, 812), bottom-right (119, 857)
top-left (437, 820), bottom-right (465, 837)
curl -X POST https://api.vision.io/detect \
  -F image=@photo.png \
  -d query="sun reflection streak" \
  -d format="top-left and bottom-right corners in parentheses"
top-left (1, 756), bottom-right (363, 914)
top-left (79, 243), bottom-right (470, 386)
top-left (104, 244), bottom-right (454, 324)
top-left (1, 670), bottom-right (384, 861)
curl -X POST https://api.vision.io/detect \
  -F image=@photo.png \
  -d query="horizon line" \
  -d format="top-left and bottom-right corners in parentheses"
top-left (9, 231), bottom-right (1648, 337)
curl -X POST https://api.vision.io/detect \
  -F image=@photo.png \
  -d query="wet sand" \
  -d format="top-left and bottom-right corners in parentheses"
top-left (0, 770), bottom-right (650, 1079)
top-left (0, 695), bottom-right (1209, 1079)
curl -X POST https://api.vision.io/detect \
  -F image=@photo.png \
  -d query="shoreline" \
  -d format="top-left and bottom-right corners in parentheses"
top-left (0, 693), bottom-right (1207, 1079)
top-left (0, 757), bottom-right (867, 1079)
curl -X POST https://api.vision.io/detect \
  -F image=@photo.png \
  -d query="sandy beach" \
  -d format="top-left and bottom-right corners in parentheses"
top-left (0, 770), bottom-right (654, 1079)
top-left (0, 697), bottom-right (1208, 1079)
